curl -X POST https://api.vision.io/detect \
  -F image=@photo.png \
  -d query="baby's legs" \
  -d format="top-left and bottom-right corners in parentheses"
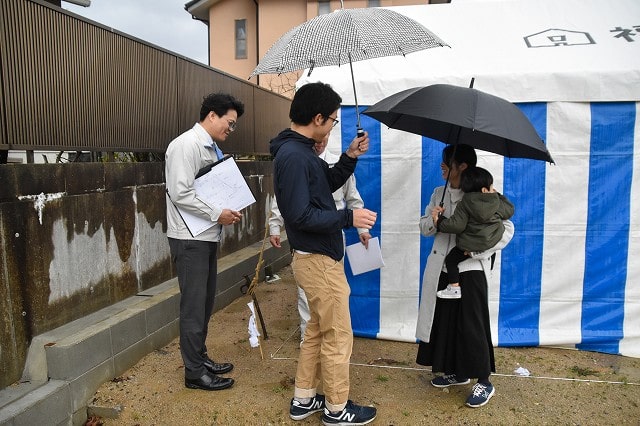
top-left (445, 246), bottom-right (470, 287)
top-left (438, 247), bottom-right (470, 300)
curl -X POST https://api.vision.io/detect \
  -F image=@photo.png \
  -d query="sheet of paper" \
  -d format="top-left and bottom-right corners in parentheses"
top-left (176, 156), bottom-right (256, 237)
top-left (345, 236), bottom-right (385, 275)
top-left (176, 208), bottom-right (215, 237)
top-left (193, 156), bottom-right (256, 212)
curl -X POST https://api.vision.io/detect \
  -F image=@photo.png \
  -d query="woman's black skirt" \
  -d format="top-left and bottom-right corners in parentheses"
top-left (416, 269), bottom-right (495, 380)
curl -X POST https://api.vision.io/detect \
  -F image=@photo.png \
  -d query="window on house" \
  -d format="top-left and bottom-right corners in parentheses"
top-left (235, 19), bottom-right (247, 59)
top-left (318, 0), bottom-right (331, 15)
top-left (368, 0), bottom-right (381, 6)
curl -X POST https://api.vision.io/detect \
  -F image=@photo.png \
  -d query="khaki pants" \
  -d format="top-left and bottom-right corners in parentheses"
top-left (292, 252), bottom-right (352, 412)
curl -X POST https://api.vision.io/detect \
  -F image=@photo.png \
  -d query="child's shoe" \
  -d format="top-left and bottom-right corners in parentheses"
top-left (437, 284), bottom-right (461, 299)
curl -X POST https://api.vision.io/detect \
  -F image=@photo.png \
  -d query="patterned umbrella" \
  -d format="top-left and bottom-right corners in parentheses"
top-left (249, 6), bottom-right (448, 134)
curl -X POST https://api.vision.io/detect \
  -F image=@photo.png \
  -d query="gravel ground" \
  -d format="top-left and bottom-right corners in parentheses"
top-left (88, 266), bottom-right (640, 425)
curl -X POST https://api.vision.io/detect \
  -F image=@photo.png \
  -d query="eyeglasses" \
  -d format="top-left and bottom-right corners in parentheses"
top-left (210, 111), bottom-right (237, 132)
top-left (327, 116), bottom-right (339, 128)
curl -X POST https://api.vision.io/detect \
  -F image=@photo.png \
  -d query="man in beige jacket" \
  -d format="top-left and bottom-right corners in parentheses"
top-left (165, 93), bottom-right (244, 392)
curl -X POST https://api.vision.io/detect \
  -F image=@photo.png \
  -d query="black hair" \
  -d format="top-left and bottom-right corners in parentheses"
top-left (442, 144), bottom-right (477, 168)
top-left (199, 93), bottom-right (245, 121)
top-left (460, 166), bottom-right (494, 193)
top-left (289, 82), bottom-right (342, 125)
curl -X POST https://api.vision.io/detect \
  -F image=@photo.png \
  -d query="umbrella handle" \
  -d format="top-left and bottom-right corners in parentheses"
top-left (439, 155), bottom-right (452, 207)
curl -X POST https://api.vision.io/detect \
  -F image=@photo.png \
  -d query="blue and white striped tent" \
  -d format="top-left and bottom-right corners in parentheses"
top-left (298, 0), bottom-right (640, 357)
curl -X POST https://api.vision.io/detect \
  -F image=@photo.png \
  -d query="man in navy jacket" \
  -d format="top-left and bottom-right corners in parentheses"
top-left (270, 82), bottom-right (378, 426)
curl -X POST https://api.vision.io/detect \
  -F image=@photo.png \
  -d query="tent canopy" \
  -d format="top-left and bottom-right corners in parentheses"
top-left (300, 0), bottom-right (640, 103)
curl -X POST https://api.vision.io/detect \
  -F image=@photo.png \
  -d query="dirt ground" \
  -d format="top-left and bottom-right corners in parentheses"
top-left (88, 266), bottom-right (640, 425)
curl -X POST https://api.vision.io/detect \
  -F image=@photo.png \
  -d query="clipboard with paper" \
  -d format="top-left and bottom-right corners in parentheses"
top-left (174, 155), bottom-right (256, 237)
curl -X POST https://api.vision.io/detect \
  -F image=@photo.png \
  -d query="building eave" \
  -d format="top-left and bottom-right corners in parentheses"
top-left (63, 0), bottom-right (91, 6)
top-left (184, 0), bottom-right (221, 23)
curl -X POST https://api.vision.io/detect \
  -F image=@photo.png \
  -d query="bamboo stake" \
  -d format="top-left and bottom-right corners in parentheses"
top-left (246, 215), bottom-right (271, 358)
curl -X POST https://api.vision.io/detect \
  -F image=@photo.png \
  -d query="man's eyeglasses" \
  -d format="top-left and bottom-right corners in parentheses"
top-left (327, 116), bottom-right (339, 128)
top-left (227, 119), bottom-right (237, 132)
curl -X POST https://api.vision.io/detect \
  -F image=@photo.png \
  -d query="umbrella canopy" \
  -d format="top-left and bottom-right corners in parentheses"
top-left (249, 7), bottom-right (447, 131)
top-left (250, 8), bottom-right (446, 76)
top-left (363, 83), bottom-right (555, 163)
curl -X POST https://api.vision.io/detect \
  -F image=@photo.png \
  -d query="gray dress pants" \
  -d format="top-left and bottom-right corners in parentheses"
top-left (168, 238), bottom-right (218, 380)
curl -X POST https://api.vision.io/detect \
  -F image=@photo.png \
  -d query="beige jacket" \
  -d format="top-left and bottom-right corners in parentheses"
top-left (165, 123), bottom-right (224, 242)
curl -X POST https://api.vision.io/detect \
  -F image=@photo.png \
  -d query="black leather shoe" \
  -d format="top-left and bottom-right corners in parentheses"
top-left (204, 357), bottom-right (234, 375)
top-left (185, 373), bottom-right (234, 391)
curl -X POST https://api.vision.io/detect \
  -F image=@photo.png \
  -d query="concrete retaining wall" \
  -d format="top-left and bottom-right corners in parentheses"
top-left (0, 160), bottom-right (275, 390)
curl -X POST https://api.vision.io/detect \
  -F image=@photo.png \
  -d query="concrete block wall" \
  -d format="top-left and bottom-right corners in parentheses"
top-left (0, 237), bottom-right (291, 425)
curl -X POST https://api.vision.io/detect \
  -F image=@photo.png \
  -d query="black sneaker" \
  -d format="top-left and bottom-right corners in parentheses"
top-left (465, 382), bottom-right (495, 408)
top-left (321, 400), bottom-right (376, 425)
top-left (290, 394), bottom-right (325, 420)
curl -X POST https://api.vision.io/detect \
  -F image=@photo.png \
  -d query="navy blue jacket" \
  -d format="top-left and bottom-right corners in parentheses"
top-left (270, 129), bottom-right (356, 261)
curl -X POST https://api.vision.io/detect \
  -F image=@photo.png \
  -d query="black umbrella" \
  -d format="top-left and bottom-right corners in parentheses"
top-left (362, 81), bottom-right (554, 164)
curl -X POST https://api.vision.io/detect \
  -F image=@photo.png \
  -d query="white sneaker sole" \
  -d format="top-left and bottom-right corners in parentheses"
top-left (436, 291), bottom-right (461, 299)
top-left (321, 414), bottom-right (376, 426)
top-left (290, 408), bottom-right (323, 421)
top-left (431, 378), bottom-right (471, 388)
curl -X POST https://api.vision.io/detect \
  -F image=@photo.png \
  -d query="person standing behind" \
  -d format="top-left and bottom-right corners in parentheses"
top-left (269, 133), bottom-right (371, 344)
top-left (271, 82), bottom-right (378, 425)
top-left (431, 166), bottom-right (514, 299)
top-left (165, 93), bottom-right (244, 391)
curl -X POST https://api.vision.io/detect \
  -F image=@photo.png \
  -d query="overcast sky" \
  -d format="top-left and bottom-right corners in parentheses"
top-left (63, 0), bottom-right (208, 65)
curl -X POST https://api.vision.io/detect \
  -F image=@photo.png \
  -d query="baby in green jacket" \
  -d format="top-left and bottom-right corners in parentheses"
top-left (432, 166), bottom-right (515, 299)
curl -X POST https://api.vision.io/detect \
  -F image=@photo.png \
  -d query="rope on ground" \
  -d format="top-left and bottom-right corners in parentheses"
top-left (269, 330), bottom-right (640, 386)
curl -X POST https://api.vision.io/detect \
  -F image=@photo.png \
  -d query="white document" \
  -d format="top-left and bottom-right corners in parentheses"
top-left (176, 156), bottom-right (256, 237)
top-left (345, 236), bottom-right (385, 275)
top-left (178, 208), bottom-right (215, 237)
top-left (247, 301), bottom-right (261, 348)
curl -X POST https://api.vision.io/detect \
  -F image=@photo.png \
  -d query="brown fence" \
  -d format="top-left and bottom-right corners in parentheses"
top-left (0, 0), bottom-right (292, 391)
top-left (0, 0), bottom-right (291, 157)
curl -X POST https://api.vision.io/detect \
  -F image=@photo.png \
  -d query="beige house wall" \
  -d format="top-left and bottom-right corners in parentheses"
top-left (208, 0), bottom-right (257, 81)
top-left (201, 0), bottom-right (433, 96)
top-left (256, 0), bottom-right (307, 96)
